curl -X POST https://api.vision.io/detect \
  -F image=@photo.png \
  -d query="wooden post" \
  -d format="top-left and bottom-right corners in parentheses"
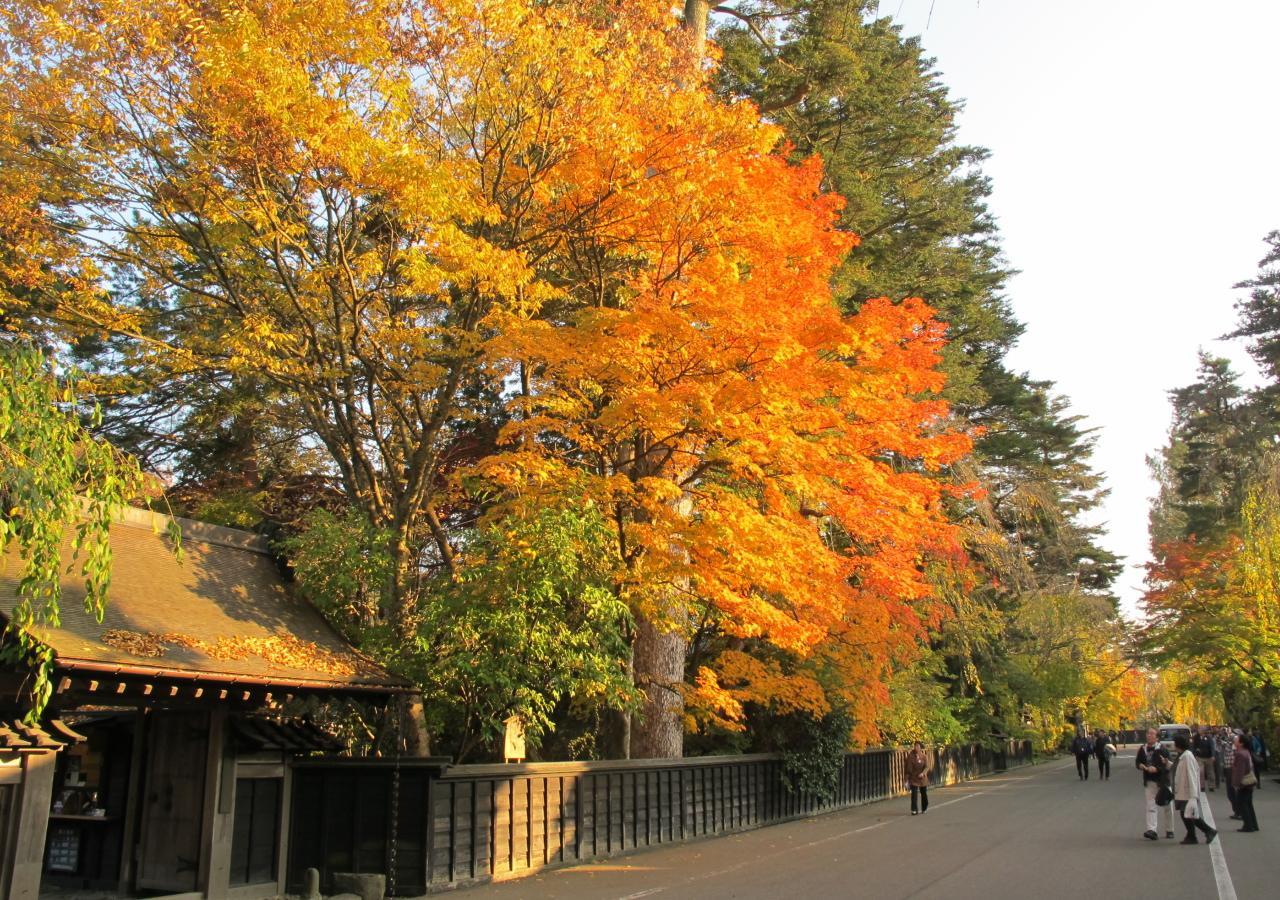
top-left (7, 749), bottom-right (58, 900)
top-left (198, 708), bottom-right (232, 900)
top-left (117, 707), bottom-right (148, 895)
top-left (275, 760), bottom-right (294, 897)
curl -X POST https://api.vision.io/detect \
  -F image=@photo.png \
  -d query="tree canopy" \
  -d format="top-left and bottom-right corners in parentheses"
top-left (0, 0), bottom-right (1132, 764)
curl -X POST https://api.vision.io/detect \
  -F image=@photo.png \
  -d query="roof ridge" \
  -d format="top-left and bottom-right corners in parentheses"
top-left (110, 504), bottom-right (272, 555)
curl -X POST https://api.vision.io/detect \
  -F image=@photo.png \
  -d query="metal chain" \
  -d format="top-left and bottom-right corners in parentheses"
top-left (386, 703), bottom-right (403, 897)
top-left (388, 756), bottom-right (400, 897)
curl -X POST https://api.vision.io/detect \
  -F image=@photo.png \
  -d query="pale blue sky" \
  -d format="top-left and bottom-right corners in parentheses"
top-left (885, 0), bottom-right (1280, 613)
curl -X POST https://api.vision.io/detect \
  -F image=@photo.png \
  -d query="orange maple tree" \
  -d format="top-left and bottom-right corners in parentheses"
top-left (477, 119), bottom-right (971, 750)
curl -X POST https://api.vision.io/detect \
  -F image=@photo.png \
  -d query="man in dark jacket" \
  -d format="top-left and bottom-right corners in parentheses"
top-left (1192, 727), bottom-right (1218, 791)
top-left (1072, 732), bottom-right (1092, 780)
top-left (1094, 730), bottom-right (1112, 780)
top-left (1137, 727), bottom-right (1175, 839)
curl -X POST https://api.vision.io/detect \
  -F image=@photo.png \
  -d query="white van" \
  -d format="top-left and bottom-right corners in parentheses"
top-left (1158, 723), bottom-right (1192, 755)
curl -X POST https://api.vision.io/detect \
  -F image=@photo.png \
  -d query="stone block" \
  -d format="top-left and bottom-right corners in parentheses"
top-left (331, 872), bottom-right (386, 900)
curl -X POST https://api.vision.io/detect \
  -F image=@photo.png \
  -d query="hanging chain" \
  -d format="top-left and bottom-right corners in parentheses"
top-left (387, 704), bottom-right (402, 897)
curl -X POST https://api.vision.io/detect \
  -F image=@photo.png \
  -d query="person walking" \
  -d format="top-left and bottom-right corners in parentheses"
top-left (1222, 729), bottom-right (1241, 820)
top-left (1072, 731), bottom-right (1092, 780)
top-left (1192, 726), bottom-right (1218, 791)
top-left (1252, 730), bottom-right (1268, 780)
top-left (1094, 729), bottom-right (1112, 780)
top-left (1173, 733), bottom-right (1218, 844)
top-left (1213, 728), bottom-right (1227, 795)
top-left (905, 741), bottom-right (930, 815)
top-left (1137, 727), bottom-right (1175, 840)
top-left (1232, 732), bottom-right (1260, 833)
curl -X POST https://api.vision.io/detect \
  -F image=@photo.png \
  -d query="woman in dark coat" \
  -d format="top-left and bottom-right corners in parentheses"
top-left (905, 741), bottom-right (931, 815)
top-left (1232, 733), bottom-right (1260, 832)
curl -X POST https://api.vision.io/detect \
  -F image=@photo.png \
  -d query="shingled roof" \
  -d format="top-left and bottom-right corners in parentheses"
top-left (0, 506), bottom-right (409, 697)
top-left (0, 718), bottom-right (85, 752)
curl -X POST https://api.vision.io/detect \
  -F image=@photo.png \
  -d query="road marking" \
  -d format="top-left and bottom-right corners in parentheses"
top-left (1198, 789), bottom-right (1238, 900)
top-left (805, 790), bottom-right (987, 846)
top-left (928, 790), bottom-right (986, 810)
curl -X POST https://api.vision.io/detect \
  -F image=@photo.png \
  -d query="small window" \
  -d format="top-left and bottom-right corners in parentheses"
top-left (230, 777), bottom-right (281, 885)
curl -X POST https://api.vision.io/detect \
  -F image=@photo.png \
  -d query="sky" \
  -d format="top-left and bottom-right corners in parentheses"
top-left (883, 0), bottom-right (1280, 614)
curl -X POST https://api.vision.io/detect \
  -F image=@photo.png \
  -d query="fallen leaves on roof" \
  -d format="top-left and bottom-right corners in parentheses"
top-left (101, 629), bottom-right (379, 677)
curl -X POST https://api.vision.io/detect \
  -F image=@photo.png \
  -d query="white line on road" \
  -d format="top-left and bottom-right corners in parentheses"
top-left (804, 791), bottom-right (987, 846)
top-left (1198, 789), bottom-right (1238, 900)
top-left (927, 790), bottom-right (987, 811)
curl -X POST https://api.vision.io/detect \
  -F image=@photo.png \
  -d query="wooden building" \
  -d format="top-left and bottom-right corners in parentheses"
top-left (0, 506), bottom-right (411, 900)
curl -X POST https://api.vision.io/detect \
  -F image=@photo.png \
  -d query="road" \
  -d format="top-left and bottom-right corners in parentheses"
top-left (457, 751), bottom-right (1277, 899)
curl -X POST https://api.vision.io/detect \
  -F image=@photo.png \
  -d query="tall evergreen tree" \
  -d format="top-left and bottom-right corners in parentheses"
top-left (1150, 353), bottom-right (1269, 545)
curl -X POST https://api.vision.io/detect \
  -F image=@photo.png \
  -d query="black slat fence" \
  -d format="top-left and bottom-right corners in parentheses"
top-left (288, 740), bottom-right (1033, 894)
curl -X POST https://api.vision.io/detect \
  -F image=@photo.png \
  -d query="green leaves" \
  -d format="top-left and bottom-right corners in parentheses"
top-left (414, 504), bottom-right (637, 759)
top-left (279, 508), bottom-right (393, 637)
top-left (0, 342), bottom-right (157, 720)
top-left (283, 501), bottom-right (637, 760)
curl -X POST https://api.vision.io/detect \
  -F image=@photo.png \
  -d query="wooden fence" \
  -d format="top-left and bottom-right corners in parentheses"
top-left (287, 740), bottom-right (1031, 895)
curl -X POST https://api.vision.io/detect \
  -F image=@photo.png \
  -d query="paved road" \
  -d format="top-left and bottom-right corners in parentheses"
top-left (458, 752), bottom-right (1278, 899)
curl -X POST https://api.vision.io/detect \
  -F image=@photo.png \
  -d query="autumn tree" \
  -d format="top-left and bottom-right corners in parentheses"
top-left (466, 7), bottom-right (974, 750)
top-left (1142, 464), bottom-right (1280, 723)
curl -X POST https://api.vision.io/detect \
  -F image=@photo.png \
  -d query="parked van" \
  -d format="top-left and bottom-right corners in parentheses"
top-left (1158, 723), bottom-right (1191, 755)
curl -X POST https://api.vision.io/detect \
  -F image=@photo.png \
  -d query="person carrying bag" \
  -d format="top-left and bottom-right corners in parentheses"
top-left (1172, 733), bottom-right (1218, 844)
top-left (1232, 733), bottom-right (1261, 832)
top-left (1137, 727), bottom-right (1175, 840)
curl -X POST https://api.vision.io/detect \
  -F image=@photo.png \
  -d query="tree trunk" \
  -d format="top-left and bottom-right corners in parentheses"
top-left (683, 0), bottom-right (711, 61)
top-left (631, 614), bottom-right (686, 758)
top-left (396, 693), bottom-right (431, 756)
top-left (621, 0), bottom-right (711, 754)
top-left (388, 537), bottom-right (431, 756)
top-left (600, 647), bottom-right (634, 759)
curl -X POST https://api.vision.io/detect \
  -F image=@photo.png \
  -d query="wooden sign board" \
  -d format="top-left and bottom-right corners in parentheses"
top-left (503, 715), bottom-right (526, 763)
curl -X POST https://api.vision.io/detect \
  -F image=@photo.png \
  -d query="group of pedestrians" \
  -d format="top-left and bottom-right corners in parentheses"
top-left (1070, 729), bottom-right (1117, 780)
top-left (1187, 723), bottom-right (1268, 794)
top-left (1135, 725), bottom-right (1264, 845)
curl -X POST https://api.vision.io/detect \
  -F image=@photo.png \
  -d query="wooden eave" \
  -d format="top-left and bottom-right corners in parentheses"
top-left (50, 656), bottom-right (412, 710)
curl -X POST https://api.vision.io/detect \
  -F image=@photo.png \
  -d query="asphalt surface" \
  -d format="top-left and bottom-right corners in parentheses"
top-left (455, 751), bottom-right (1278, 900)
